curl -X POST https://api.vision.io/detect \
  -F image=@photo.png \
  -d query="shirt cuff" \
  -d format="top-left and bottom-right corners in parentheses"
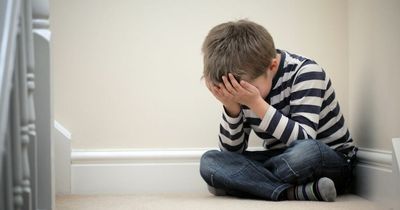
top-left (222, 106), bottom-right (242, 124)
top-left (259, 105), bottom-right (276, 130)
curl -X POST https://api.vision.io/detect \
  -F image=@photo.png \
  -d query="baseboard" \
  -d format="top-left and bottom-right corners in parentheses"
top-left (70, 148), bottom-right (214, 194)
top-left (70, 147), bottom-right (268, 194)
top-left (354, 141), bottom-right (400, 210)
top-left (69, 142), bottom-right (400, 208)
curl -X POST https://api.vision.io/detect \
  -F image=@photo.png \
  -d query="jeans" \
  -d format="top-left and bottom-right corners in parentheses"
top-left (199, 139), bottom-right (356, 201)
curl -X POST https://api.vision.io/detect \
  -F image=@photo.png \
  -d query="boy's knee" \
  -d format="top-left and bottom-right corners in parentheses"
top-left (199, 150), bottom-right (220, 179)
top-left (271, 140), bottom-right (323, 183)
top-left (199, 150), bottom-right (241, 182)
top-left (200, 150), bottom-right (220, 166)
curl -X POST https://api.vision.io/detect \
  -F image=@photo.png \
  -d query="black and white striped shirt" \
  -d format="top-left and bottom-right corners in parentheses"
top-left (219, 49), bottom-right (356, 155)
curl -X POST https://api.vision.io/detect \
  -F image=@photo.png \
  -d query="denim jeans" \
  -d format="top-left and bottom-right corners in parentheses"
top-left (199, 139), bottom-right (356, 201)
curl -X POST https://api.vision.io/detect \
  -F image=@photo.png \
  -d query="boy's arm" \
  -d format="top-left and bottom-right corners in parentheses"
top-left (257, 65), bottom-right (326, 145)
top-left (204, 77), bottom-right (250, 153)
top-left (219, 107), bottom-right (251, 153)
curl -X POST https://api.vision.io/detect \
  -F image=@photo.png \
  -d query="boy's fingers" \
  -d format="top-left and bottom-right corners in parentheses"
top-left (240, 80), bottom-right (254, 93)
top-left (213, 85), bottom-right (222, 94)
top-left (219, 83), bottom-right (225, 91)
top-left (211, 86), bottom-right (220, 97)
top-left (216, 84), bottom-right (224, 96)
top-left (222, 76), bottom-right (237, 95)
top-left (228, 73), bottom-right (243, 91)
top-left (208, 83), bottom-right (215, 93)
top-left (219, 83), bottom-right (232, 97)
top-left (240, 80), bottom-right (248, 88)
top-left (240, 80), bottom-right (258, 92)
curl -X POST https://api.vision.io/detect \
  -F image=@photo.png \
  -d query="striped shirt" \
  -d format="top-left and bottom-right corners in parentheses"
top-left (219, 49), bottom-right (356, 155)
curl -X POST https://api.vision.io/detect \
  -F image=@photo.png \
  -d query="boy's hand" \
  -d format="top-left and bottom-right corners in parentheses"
top-left (222, 73), bottom-right (269, 119)
top-left (205, 78), bottom-right (241, 117)
top-left (222, 73), bottom-right (262, 109)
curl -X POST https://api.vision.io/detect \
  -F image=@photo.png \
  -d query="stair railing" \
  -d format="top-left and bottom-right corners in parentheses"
top-left (1, 0), bottom-right (39, 209)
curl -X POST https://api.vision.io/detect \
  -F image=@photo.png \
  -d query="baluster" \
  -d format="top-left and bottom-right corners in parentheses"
top-left (12, 44), bottom-right (23, 210)
top-left (2, 0), bottom-right (37, 209)
top-left (4, 104), bottom-right (14, 210)
top-left (25, 0), bottom-right (37, 208)
top-left (27, 71), bottom-right (37, 210)
top-left (18, 3), bottom-right (33, 209)
top-left (5, 127), bottom-right (12, 210)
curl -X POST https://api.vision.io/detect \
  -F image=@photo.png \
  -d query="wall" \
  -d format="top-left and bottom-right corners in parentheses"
top-left (348, 0), bottom-right (400, 150)
top-left (51, 0), bottom-right (349, 150)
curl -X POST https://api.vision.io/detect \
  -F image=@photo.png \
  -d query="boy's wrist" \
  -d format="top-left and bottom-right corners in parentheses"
top-left (223, 103), bottom-right (241, 118)
top-left (249, 97), bottom-right (269, 119)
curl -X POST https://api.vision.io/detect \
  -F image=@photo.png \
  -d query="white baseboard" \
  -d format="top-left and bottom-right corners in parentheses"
top-left (70, 147), bottom-right (268, 194)
top-left (70, 148), bottom-right (211, 194)
top-left (71, 162), bottom-right (206, 194)
top-left (354, 140), bottom-right (400, 210)
top-left (69, 141), bottom-right (400, 209)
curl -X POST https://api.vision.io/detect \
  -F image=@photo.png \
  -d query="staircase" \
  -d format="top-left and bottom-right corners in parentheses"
top-left (0, 0), bottom-right (52, 209)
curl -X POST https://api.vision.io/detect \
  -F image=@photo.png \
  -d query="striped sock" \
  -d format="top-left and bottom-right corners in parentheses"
top-left (286, 177), bottom-right (337, 202)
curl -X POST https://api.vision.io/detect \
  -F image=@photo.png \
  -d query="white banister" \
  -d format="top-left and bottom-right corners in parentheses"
top-left (1, 0), bottom-right (52, 209)
top-left (1, 0), bottom-right (22, 208)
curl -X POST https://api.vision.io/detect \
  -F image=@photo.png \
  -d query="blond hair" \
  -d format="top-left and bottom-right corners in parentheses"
top-left (202, 19), bottom-right (276, 84)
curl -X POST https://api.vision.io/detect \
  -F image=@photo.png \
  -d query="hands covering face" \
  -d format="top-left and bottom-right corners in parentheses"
top-left (205, 73), bottom-right (262, 108)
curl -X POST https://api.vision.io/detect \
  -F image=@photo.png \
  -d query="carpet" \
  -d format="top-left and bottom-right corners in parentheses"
top-left (56, 193), bottom-right (380, 210)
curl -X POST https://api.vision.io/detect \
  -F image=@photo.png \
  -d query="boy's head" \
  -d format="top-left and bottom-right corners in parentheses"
top-left (202, 19), bottom-right (277, 85)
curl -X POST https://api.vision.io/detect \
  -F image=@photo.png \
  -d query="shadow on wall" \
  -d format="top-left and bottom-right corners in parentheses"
top-left (353, 64), bottom-right (375, 147)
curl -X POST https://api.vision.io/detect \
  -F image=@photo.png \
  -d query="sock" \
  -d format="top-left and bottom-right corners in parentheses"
top-left (286, 177), bottom-right (337, 202)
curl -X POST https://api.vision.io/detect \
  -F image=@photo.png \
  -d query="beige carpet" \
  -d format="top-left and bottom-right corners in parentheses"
top-left (56, 193), bottom-right (380, 210)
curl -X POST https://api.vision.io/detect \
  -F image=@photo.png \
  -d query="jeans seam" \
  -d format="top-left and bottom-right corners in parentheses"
top-left (281, 166), bottom-right (312, 182)
top-left (227, 157), bottom-right (265, 180)
top-left (280, 157), bottom-right (298, 177)
top-left (280, 140), bottom-right (323, 182)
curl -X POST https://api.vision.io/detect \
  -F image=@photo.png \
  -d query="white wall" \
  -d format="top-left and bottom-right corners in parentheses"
top-left (51, 0), bottom-right (349, 150)
top-left (348, 0), bottom-right (400, 150)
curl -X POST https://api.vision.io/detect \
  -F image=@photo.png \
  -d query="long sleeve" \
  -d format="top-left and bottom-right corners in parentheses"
top-left (218, 107), bottom-right (251, 153)
top-left (259, 64), bottom-right (327, 146)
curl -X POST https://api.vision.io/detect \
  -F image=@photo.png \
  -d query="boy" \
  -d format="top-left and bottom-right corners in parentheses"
top-left (199, 20), bottom-right (357, 202)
